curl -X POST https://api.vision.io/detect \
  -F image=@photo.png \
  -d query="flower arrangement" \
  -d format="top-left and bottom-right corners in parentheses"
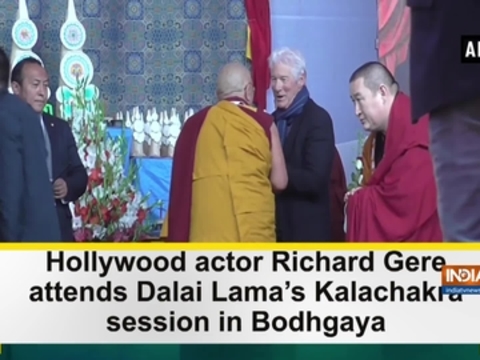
top-left (63, 80), bottom-right (161, 241)
top-left (348, 131), bottom-right (368, 190)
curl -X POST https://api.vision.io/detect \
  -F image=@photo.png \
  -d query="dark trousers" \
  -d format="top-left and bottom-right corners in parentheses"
top-left (429, 98), bottom-right (480, 241)
top-left (57, 206), bottom-right (75, 242)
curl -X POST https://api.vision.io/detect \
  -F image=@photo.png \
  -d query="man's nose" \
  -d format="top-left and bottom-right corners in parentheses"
top-left (271, 81), bottom-right (281, 91)
top-left (355, 104), bottom-right (361, 117)
top-left (38, 86), bottom-right (47, 98)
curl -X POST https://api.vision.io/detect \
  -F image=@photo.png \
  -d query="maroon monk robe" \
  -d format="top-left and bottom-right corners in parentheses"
top-left (330, 148), bottom-right (347, 241)
top-left (346, 92), bottom-right (442, 242)
top-left (166, 98), bottom-right (272, 242)
top-left (167, 106), bottom-right (211, 242)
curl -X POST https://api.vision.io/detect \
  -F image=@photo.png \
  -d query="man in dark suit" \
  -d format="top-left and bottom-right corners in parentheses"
top-left (408, 0), bottom-right (480, 242)
top-left (269, 48), bottom-right (335, 241)
top-left (11, 57), bottom-right (87, 241)
top-left (0, 47), bottom-right (61, 241)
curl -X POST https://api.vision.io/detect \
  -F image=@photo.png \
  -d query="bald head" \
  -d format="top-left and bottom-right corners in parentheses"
top-left (216, 62), bottom-right (253, 103)
top-left (349, 62), bottom-right (399, 133)
top-left (349, 61), bottom-right (397, 93)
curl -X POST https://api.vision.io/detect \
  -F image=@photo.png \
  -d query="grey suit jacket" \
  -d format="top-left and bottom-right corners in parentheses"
top-left (0, 90), bottom-right (61, 241)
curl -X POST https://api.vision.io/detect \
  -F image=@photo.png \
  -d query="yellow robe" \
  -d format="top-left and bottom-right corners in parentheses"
top-left (361, 132), bottom-right (377, 186)
top-left (161, 100), bottom-right (275, 242)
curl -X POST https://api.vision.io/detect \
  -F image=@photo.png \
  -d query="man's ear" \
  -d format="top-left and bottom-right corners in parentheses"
top-left (298, 74), bottom-right (306, 87)
top-left (378, 84), bottom-right (388, 97)
top-left (11, 81), bottom-right (21, 95)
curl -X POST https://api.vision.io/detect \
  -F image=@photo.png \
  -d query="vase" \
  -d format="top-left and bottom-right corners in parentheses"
top-left (149, 141), bottom-right (161, 157)
top-left (132, 141), bottom-right (145, 156)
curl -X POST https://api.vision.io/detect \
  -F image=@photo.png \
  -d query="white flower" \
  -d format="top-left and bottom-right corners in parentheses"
top-left (84, 146), bottom-right (96, 169)
top-left (92, 186), bottom-right (104, 199)
top-left (92, 225), bottom-right (106, 239)
top-left (119, 213), bottom-right (136, 228)
top-left (355, 159), bottom-right (363, 171)
top-left (72, 215), bottom-right (82, 230)
top-left (162, 125), bottom-right (171, 137)
top-left (133, 119), bottom-right (144, 132)
top-left (133, 131), bottom-right (145, 142)
top-left (358, 175), bottom-right (364, 184)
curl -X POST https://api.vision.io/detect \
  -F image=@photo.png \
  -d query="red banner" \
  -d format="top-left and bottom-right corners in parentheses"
top-left (245, 0), bottom-right (271, 110)
top-left (377, 0), bottom-right (410, 93)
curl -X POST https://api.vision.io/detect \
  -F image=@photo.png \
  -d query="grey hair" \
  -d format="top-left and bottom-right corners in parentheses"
top-left (268, 47), bottom-right (306, 80)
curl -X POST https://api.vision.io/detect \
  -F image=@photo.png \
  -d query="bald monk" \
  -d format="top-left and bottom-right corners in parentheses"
top-left (345, 61), bottom-right (442, 242)
top-left (161, 62), bottom-right (287, 242)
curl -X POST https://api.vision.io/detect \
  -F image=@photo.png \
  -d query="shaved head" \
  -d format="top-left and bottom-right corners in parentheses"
top-left (349, 62), bottom-right (398, 133)
top-left (216, 62), bottom-right (254, 104)
top-left (349, 61), bottom-right (397, 93)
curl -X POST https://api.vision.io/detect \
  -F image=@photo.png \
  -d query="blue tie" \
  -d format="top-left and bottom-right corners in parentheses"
top-left (277, 119), bottom-right (287, 145)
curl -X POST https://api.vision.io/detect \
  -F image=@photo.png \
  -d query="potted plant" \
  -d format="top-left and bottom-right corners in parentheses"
top-left (64, 80), bottom-right (161, 241)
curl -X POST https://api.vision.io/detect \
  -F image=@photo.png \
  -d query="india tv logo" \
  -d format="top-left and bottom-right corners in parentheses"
top-left (441, 265), bottom-right (480, 294)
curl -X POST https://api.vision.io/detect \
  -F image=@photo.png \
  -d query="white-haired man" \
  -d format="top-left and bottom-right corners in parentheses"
top-left (269, 47), bottom-right (345, 242)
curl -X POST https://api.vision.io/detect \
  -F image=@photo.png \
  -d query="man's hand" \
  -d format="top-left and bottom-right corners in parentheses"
top-left (344, 187), bottom-right (361, 202)
top-left (53, 178), bottom-right (68, 199)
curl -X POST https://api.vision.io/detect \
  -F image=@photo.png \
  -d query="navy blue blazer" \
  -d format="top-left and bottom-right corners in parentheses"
top-left (408, 0), bottom-right (480, 121)
top-left (0, 91), bottom-right (61, 241)
top-left (275, 99), bottom-right (335, 242)
top-left (42, 114), bottom-right (87, 241)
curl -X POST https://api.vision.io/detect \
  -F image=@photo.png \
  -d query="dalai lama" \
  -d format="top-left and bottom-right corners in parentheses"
top-left (162, 62), bottom-right (287, 242)
top-left (345, 61), bottom-right (442, 242)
